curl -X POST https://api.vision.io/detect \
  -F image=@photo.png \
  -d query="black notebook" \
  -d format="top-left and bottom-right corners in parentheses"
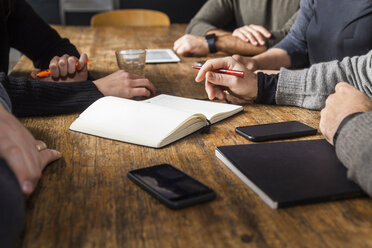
top-left (216, 139), bottom-right (364, 209)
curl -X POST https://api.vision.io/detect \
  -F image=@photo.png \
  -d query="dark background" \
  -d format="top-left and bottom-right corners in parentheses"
top-left (25, 0), bottom-right (207, 25)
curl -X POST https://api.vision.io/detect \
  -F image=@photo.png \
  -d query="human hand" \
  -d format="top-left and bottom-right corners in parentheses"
top-left (93, 70), bottom-right (157, 98)
top-left (232, 54), bottom-right (258, 71)
top-left (0, 105), bottom-right (61, 195)
top-left (195, 57), bottom-right (258, 104)
top-left (320, 82), bottom-right (372, 145)
top-left (173, 34), bottom-right (209, 56)
top-left (232, 25), bottom-right (271, 46)
top-left (31, 53), bottom-right (89, 82)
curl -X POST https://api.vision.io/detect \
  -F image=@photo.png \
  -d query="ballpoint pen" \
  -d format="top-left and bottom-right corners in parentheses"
top-left (192, 65), bottom-right (245, 78)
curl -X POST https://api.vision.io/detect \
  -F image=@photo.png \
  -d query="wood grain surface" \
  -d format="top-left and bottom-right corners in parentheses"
top-left (11, 24), bottom-right (372, 248)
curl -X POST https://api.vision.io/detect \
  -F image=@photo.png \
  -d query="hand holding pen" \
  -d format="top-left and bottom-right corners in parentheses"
top-left (31, 53), bottom-right (90, 82)
top-left (194, 56), bottom-right (258, 104)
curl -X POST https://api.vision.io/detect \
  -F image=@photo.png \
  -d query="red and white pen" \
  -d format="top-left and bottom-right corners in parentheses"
top-left (192, 65), bottom-right (245, 78)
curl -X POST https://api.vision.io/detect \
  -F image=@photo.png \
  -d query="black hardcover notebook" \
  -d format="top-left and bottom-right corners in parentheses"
top-left (216, 139), bottom-right (364, 209)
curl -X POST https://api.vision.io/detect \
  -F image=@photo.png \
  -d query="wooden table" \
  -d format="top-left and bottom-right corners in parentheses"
top-left (11, 24), bottom-right (372, 248)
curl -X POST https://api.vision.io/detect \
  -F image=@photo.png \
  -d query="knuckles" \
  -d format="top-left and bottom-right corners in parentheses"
top-left (184, 43), bottom-right (192, 51)
top-left (5, 145), bottom-right (22, 157)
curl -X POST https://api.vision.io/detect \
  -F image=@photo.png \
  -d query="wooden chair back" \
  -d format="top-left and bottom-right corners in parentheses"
top-left (91, 9), bottom-right (170, 27)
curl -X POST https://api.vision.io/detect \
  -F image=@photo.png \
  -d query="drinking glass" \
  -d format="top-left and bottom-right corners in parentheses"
top-left (115, 49), bottom-right (146, 76)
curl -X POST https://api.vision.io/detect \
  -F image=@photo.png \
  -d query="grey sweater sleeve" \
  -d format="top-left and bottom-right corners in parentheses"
top-left (186, 0), bottom-right (234, 36)
top-left (335, 112), bottom-right (372, 197)
top-left (276, 50), bottom-right (372, 110)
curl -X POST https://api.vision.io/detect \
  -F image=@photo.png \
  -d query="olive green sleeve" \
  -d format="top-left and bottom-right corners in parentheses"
top-left (186, 0), bottom-right (234, 36)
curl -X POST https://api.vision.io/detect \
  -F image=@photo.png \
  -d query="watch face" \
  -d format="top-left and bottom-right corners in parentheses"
top-left (205, 33), bottom-right (216, 40)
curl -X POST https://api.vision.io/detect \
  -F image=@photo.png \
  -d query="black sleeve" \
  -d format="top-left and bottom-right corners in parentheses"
top-left (254, 72), bottom-right (279, 105)
top-left (1, 73), bottom-right (104, 117)
top-left (0, 159), bottom-right (25, 248)
top-left (8, 0), bottom-right (80, 70)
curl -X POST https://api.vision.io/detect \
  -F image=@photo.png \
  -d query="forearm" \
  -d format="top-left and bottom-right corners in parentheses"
top-left (276, 51), bottom-right (372, 110)
top-left (253, 48), bottom-right (291, 70)
top-left (335, 112), bottom-right (372, 196)
top-left (214, 34), bottom-right (267, 56)
top-left (1, 74), bottom-right (103, 117)
top-left (0, 159), bottom-right (25, 248)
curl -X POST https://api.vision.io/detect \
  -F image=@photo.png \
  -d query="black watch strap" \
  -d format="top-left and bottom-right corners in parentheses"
top-left (205, 33), bottom-right (218, 53)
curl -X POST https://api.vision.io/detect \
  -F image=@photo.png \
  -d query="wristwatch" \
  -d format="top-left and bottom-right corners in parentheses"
top-left (205, 33), bottom-right (218, 53)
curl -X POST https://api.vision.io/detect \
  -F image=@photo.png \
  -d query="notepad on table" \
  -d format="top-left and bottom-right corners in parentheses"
top-left (70, 94), bottom-right (243, 148)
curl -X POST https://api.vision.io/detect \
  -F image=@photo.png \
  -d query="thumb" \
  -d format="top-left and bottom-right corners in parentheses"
top-left (77, 53), bottom-right (89, 71)
top-left (196, 57), bottom-right (239, 82)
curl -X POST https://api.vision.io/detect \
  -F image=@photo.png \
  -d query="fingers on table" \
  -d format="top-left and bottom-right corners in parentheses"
top-left (130, 78), bottom-right (157, 96)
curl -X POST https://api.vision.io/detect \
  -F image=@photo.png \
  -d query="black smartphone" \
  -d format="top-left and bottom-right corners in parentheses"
top-left (127, 164), bottom-right (216, 209)
top-left (235, 121), bottom-right (317, 142)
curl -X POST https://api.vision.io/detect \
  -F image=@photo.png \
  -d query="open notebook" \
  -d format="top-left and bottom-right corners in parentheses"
top-left (70, 95), bottom-right (243, 148)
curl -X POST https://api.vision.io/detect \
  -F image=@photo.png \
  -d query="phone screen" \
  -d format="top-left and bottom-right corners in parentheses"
top-left (128, 164), bottom-right (215, 207)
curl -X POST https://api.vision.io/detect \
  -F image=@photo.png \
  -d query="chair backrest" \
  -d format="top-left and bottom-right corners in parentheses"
top-left (60, 0), bottom-right (117, 25)
top-left (91, 9), bottom-right (171, 27)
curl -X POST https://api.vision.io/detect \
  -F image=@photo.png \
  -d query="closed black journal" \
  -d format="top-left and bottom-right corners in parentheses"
top-left (216, 139), bottom-right (364, 209)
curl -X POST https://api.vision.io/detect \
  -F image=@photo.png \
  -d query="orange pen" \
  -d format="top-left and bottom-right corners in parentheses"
top-left (37, 60), bottom-right (91, 78)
